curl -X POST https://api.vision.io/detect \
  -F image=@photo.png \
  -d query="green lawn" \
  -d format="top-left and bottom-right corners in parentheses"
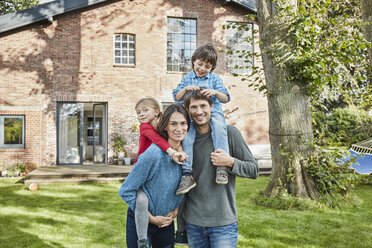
top-left (1, 176), bottom-right (371, 248)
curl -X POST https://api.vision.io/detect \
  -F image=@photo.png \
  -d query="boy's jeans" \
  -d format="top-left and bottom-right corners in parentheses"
top-left (186, 222), bottom-right (238, 248)
top-left (182, 111), bottom-right (229, 172)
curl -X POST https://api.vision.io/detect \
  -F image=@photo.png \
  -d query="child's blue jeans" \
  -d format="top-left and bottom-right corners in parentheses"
top-left (182, 110), bottom-right (229, 173)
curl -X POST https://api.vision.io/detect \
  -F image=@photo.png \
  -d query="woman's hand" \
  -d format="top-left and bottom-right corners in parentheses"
top-left (149, 215), bottom-right (173, 228)
top-left (166, 208), bottom-right (179, 219)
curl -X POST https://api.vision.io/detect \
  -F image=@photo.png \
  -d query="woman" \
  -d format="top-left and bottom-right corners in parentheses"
top-left (119, 103), bottom-right (190, 248)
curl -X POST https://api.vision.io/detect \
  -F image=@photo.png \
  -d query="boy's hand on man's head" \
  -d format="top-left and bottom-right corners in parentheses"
top-left (184, 85), bottom-right (200, 91)
top-left (201, 88), bottom-right (218, 97)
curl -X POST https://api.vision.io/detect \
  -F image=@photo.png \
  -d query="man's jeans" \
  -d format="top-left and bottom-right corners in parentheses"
top-left (186, 222), bottom-right (238, 248)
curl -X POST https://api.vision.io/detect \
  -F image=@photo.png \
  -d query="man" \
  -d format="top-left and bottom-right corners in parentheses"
top-left (181, 89), bottom-right (259, 247)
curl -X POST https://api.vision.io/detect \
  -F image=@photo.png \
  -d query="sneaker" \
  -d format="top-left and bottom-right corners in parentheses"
top-left (176, 175), bottom-right (196, 195)
top-left (216, 167), bottom-right (228, 184)
top-left (137, 238), bottom-right (149, 248)
top-left (175, 231), bottom-right (188, 246)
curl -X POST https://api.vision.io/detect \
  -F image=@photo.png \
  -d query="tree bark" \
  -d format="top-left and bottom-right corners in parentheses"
top-left (255, 0), bottom-right (320, 199)
top-left (361, 0), bottom-right (372, 67)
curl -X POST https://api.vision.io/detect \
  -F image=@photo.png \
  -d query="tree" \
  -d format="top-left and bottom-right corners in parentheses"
top-left (0, 0), bottom-right (39, 15)
top-left (252, 0), bottom-right (371, 199)
top-left (361, 0), bottom-right (372, 66)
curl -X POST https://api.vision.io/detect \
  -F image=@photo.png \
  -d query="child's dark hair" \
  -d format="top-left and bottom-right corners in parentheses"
top-left (183, 87), bottom-right (213, 110)
top-left (191, 43), bottom-right (218, 72)
top-left (157, 103), bottom-right (190, 140)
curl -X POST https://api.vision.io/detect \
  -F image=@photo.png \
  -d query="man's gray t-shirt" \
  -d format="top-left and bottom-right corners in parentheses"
top-left (182, 125), bottom-right (259, 227)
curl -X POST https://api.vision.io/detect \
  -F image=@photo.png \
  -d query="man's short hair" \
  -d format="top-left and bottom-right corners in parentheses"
top-left (183, 87), bottom-right (213, 110)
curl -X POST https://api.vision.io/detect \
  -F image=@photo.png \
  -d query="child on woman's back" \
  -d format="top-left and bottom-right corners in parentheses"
top-left (132, 97), bottom-right (187, 248)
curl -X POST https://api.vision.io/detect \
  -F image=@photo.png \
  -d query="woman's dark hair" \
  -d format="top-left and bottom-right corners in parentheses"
top-left (191, 43), bottom-right (218, 72)
top-left (183, 87), bottom-right (213, 110)
top-left (157, 103), bottom-right (190, 140)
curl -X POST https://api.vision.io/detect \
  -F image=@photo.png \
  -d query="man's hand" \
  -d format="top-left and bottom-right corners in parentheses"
top-left (211, 149), bottom-right (234, 168)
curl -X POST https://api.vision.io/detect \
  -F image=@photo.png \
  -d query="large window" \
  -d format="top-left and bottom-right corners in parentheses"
top-left (114, 34), bottom-right (135, 66)
top-left (167, 17), bottom-right (197, 72)
top-left (0, 115), bottom-right (25, 149)
top-left (226, 22), bottom-right (254, 75)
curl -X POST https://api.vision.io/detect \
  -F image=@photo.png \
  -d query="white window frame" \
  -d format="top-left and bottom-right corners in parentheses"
top-left (167, 17), bottom-right (197, 72)
top-left (114, 34), bottom-right (135, 66)
top-left (0, 115), bottom-right (25, 149)
top-left (226, 22), bottom-right (254, 75)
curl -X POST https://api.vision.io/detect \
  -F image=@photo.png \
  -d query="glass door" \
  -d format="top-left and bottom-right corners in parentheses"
top-left (57, 103), bottom-right (84, 164)
top-left (93, 103), bottom-right (107, 163)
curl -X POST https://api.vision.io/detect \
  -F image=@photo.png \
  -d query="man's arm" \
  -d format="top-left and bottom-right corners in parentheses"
top-left (211, 125), bottom-right (259, 178)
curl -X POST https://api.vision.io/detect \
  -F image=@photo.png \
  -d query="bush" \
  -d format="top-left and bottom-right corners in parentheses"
top-left (304, 145), bottom-right (360, 196)
top-left (312, 106), bottom-right (372, 147)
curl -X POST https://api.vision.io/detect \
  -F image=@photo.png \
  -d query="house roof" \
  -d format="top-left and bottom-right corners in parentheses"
top-left (0, 0), bottom-right (109, 33)
top-left (0, 0), bottom-right (256, 34)
top-left (227, 0), bottom-right (255, 11)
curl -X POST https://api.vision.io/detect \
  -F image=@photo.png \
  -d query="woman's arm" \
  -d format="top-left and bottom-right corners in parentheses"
top-left (118, 150), bottom-right (154, 211)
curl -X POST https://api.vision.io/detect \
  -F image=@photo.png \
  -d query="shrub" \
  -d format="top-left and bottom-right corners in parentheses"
top-left (312, 106), bottom-right (372, 147)
top-left (304, 145), bottom-right (360, 196)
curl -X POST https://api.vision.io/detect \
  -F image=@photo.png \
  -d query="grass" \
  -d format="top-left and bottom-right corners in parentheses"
top-left (0, 177), bottom-right (372, 248)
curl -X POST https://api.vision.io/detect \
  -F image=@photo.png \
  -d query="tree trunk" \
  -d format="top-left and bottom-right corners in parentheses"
top-left (361, 0), bottom-right (372, 67)
top-left (255, 0), bottom-right (320, 199)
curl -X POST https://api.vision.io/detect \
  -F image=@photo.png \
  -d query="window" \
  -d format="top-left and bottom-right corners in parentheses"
top-left (87, 117), bottom-right (102, 146)
top-left (167, 17), bottom-right (197, 72)
top-left (161, 102), bottom-right (173, 112)
top-left (114, 34), bottom-right (135, 65)
top-left (0, 115), bottom-right (25, 149)
top-left (226, 22), bottom-right (254, 75)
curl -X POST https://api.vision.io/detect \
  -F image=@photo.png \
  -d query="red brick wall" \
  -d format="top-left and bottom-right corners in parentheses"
top-left (0, 109), bottom-right (43, 167)
top-left (0, 0), bottom-right (269, 167)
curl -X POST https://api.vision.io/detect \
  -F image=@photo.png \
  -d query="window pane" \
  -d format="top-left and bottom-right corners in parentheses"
top-left (167, 18), bottom-right (197, 72)
top-left (226, 22), bottom-right (253, 75)
top-left (114, 34), bottom-right (135, 65)
top-left (4, 118), bottom-right (23, 144)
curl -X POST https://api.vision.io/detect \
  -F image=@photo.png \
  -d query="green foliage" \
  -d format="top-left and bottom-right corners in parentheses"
top-left (0, 0), bottom-right (39, 15)
top-left (276, 0), bottom-right (371, 107)
top-left (312, 106), bottom-right (372, 147)
top-left (225, 0), bottom-right (371, 107)
top-left (113, 135), bottom-right (128, 156)
top-left (304, 145), bottom-right (360, 196)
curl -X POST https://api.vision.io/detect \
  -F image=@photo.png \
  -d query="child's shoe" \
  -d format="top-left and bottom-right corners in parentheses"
top-left (175, 231), bottom-right (188, 246)
top-left (137, 238), bottom-right (149, 248)
top-left (216, 167), bottom-right (228, 184)
top-left (176, 175), bottom-right (196, 195)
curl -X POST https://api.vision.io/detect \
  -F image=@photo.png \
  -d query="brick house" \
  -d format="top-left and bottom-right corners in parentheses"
top-left (0, 0), bottom-right (269, 168)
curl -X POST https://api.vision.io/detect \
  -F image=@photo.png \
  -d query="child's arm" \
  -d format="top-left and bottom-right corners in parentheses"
top-left (200, 88), bottom-right (229, 103)
top-left (173, 74), bottom-right (199, 101)
top-left (174, 85), bottom-right (199, 101)
top-left (140, 123), bottom-right (186, 164)
top-left (208, 73), bottom-right (231, 103)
